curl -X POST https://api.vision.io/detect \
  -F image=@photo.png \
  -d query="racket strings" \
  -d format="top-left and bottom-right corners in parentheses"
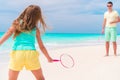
top-left (60, 55), bottom-right (74, 68)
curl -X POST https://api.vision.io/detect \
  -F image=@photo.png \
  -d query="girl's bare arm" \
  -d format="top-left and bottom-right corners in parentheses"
top-left (36, 27), bottom-right (53, 62)
top-left (0, 26), bottom-right (15, 45)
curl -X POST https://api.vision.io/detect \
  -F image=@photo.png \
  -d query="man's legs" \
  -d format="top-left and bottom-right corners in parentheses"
top-left (113, 42), bottom-right (117, 56)
top-left (105, 28), bottom-right (110, 56)
top-left (106, 42), bottom-right (110, 56)
top-left (111, 27), bottom-right (117, 56)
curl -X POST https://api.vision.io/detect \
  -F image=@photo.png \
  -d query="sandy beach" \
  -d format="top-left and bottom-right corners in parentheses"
top-left (1, 45), bottom-right (120, 80)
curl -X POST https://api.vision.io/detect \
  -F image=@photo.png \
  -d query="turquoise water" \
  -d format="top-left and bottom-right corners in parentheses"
top-left (1, 32), bottom-right (119, 62)
top-left (0, 32), bottom-right (104, 62)
top-left (1, 32), bottom-right (120, 62)
top-left (0, 32), bottom-right (105, 51)
top-left (42, 33), bottom-right (103, 43)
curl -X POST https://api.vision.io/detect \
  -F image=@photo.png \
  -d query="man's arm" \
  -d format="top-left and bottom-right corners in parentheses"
top-left (102, 18), bottom-right (106, 34)
top-left (110, 16), bottom-right (120, 24)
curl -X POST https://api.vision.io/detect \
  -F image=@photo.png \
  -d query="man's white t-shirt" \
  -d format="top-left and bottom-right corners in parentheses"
top-left (104, 10), bottom-right (119, 27)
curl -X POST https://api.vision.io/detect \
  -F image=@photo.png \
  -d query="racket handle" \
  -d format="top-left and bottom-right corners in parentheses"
top-left (53, 59), bottom-right (60, 62)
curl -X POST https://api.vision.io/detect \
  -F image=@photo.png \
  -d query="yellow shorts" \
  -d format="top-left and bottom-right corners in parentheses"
top-left (9, 50), bottom-right (40, 71)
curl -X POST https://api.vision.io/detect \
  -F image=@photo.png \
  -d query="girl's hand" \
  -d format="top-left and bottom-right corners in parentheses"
top-left (47, 57), bottom-right (53, 63)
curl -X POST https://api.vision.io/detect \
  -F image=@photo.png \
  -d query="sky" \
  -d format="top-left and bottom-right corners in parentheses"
top-left (0, 0), bottom-right (120, 33)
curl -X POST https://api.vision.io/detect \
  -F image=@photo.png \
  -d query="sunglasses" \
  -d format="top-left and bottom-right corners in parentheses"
top-left (107, 5), bottom-right (112, 7)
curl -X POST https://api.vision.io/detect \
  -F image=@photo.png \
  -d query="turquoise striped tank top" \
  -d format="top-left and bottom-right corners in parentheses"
top-left (12, 28), bottom-right (36, 50)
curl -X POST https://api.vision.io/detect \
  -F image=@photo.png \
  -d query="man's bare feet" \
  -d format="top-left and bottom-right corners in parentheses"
top-left (114, 54), bottom-right (117, 56)
top-left (104, 54), bottom-right (109, 57)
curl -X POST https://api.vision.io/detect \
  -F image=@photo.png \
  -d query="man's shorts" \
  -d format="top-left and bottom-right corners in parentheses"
top-left (105, 27), bottom-right (117, 42)
top-left (9, 50), bottom-right (40, 71)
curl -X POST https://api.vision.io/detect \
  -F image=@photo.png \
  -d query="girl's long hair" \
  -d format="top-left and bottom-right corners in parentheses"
top-left (13, 5), bottom-right (47, 38)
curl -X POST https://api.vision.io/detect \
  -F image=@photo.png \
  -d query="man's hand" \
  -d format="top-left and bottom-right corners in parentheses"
top-left (102, 29), bottom-right (104, 34)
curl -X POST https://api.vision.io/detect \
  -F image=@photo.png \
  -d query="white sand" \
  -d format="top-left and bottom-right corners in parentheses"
top-left (1, 45), bottom-right (120, 80)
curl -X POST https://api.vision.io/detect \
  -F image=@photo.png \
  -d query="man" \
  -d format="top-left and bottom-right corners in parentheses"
top-left (102, 1), bottom-right (119, 56)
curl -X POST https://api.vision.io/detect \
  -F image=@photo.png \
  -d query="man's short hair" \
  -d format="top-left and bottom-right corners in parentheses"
top-left (107, 1), bottom-right (113, 5)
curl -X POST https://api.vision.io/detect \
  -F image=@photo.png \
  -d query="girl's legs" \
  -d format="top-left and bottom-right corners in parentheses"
top-left (31, 68), bottom-right (45, 80)
top-left (9, 69), bottom-right (20, 80)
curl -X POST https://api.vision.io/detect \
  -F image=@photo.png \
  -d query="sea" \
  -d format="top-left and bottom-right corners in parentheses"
top-left (0, 32), bottom-right (120, 62)
top-left (0, 33), bottom-right (105, 51)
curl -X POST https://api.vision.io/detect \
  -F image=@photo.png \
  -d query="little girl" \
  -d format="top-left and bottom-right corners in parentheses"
top-left (0, 5), bottom-right (53, 80)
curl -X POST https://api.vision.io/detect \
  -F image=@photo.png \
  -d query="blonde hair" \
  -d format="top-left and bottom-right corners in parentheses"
top-left (13, 5), bottom-right (47, 38)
